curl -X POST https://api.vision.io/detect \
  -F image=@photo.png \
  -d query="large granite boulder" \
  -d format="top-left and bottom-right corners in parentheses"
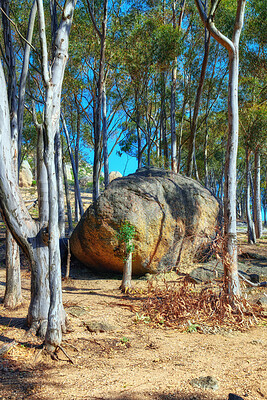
top-left (70, 168), bottom-right (220, 275)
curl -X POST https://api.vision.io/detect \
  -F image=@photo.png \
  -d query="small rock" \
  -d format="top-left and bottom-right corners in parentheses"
top-left (67, 306), bottom-right (87, 318)
top-left (228, 394), bottom-right (245, 400)
top-left (249, 273), bottom-right (259, 283)
top-left (257, 295), bottom-right (267, 308)
top-left (189, 375), bottom-right (219, 390)
top-left (84, 321), bottom-right (116, 333)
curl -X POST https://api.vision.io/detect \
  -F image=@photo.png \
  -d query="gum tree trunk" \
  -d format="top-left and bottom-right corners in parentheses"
top-left (0, 0), bottom-right (76, 349)
top-left (36, 0), bottom-right (76, 349)
top-left (253, 148), bottom-right (262, 239)
top-left (186, 31), bottom-right (210, 178)
top-left (246, 149), bottom-right (256, 244)
top-left (4, 231), bottom-right (21, 308)
top-left (195, 0), bottom-right (247, 298)
top-left (1, 0), bottom-right (21, 309)
top-left (87, 0), bottom-right (108, 201)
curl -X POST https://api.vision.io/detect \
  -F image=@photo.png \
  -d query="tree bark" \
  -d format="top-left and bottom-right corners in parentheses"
top-left (102, 82), bottom-right (109, 187)
top-left (1, 0), bottom-right (21, 309)
top-left (55, 131), bottom-right (65, 237)
top-left (245, 149), bottom-right (256, 244)
top-left (62, 115), bottom-right (84, 216)
top-left (62, 157), bottom-right (73, 235)
top-left (88, 0), bottom-right (108, 201)
top-left (160, 72), bottom-right (168, 169)
top-left (120, 247), bottom-right (133, 293)
top-left (187, 31), bottom-right (210, 178)
top-left (194, 0), bottom-right (247, 298)
top-left (4, 230), bottom-right (22, 308)
top-left (253, 148), bottom-right (262, 238)
top-left (36, 0), bottom-right (76, 348)
top-left (74, 107), bottom-right (81, 222)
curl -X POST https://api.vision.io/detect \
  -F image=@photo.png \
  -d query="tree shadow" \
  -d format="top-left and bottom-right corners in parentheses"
top-left (90, 391), bottom-right (225, 400)
top-left (0, 355), bottom-right (64, 400)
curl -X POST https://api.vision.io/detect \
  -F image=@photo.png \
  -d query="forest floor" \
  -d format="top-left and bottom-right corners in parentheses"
top-left (0, 187), bottom-right (266, 400)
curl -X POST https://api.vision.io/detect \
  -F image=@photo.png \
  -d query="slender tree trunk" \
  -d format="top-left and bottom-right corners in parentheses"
top-left (62, 157), bottom-right (73, 235)
top-left (102, 82), bottom-right (109, 187)
top-left (187, 31), bottom-right (210, 177)
top-left (223, 48), bottom-right (240, 297)
top-left (4, 230), bottom-right (21, 308)
top-left (177, 93), bottom-right (186, 173)
top-left (120, 246), bottom-right (133, 293)
top-left (171, 62), bottom-right (177, 172)
top-left (1, 0), bottom-right (22, 309)
top-left (194, 0), bottom-right (246, 299)
top-left (74, 108), bottom-right (80, 222)
top-left (135, 89), bottom-right (142, 169)
top-left (18, 0), bottom-right (37, 169)
top-left (204, 116), bottom-right (209, 187)
top-left (253, 148), bottom-right (262, 238)
top-left (89, 0), bottom-right (108, 201)
top-left (160, 72), bottom-right (168, 169)
top-left (62, 116), bottom-right (84, 216)
top-left (55, 131), bottom-right (65, 237)
top-left (245, 149), bottom-right (256, 244)
top-left (170, 1), bottom-right (178, 172)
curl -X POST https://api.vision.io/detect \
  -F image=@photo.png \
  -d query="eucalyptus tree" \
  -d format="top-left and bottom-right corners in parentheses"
top-left (0, 0), bottom-right (76, 350)
top-left (239, 0), bottom-right (267, 239)
top-left (194, 0), bottom-right (247, 298)
top-left (0, 0), bottom-right (22, 308)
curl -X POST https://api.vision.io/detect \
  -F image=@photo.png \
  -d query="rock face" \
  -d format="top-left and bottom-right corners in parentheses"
top-left (79, 175), bottom-right (92, 187)
top-left (19, 160), bottom-right (33, 187)
top-left (109, 171), bottom-right (122, 182)
top-left (70, 168), bottom-right (220, 275)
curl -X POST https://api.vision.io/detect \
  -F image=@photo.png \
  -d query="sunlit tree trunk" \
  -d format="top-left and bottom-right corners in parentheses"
top-left (187, 30), bottom-right (210, 178)
top-left (87, 0), bottom-right (108, 201)
top-left (253, 148), bottom-right (262, 239)
top-left (195, 0), bottom-right (247, 298)
top-left (102, 82), bottom-right (109, 187)
top-left (1, 0), bottom-right (22, 309)
top-left (0, 0), bottom-right (76, 348)
top-left (246, 149), bottom-right (256, 244)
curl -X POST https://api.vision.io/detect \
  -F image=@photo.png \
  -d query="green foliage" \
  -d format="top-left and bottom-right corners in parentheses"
top-left (152, 24), bottom-right (183, 69)
top-left (186, 321), bottom-right (200, 333)
top-left (116, 221), bottom-right (136, 255)
top-left (120, 336), bottom-right (130, 344)
top-left (135, 312), bottom-right (151, 324)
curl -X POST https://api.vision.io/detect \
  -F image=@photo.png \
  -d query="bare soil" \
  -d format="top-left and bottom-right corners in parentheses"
top-left (0, 189), bottom-right (266, 400)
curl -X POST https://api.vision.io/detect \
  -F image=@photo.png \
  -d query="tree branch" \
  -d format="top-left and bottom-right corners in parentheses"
top-left (0, 6), bottom-right (37, 53)
top-left (85, 0), bottom-right (102, 39)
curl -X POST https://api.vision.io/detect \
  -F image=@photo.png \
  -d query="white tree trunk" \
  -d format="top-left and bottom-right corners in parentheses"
top-left (4, 230), bottom-right (22, 308)
top-left (254, 149), bottom-right (262, 239)
top-left (120, 247), bottom-right (133, 293)
top-left (224, 48), bottom-right (240, 297)
top-left (246, 149), bottom-right (256, 244)
top-left (36, 0), bottom-right (76, 348)
top-left (194, 0), bottom-right (247, 298)
top-left (0, 0), bottom-right (76, 349)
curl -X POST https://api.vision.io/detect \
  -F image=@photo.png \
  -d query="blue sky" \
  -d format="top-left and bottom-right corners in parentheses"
top-left (108, 147), bottom-right (138, 176)
top-left (85, 144), bottom-right (138, 176)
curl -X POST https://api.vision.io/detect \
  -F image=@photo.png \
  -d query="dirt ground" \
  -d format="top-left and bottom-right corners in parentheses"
top-left (0, 188), bottom-right (266, 400)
